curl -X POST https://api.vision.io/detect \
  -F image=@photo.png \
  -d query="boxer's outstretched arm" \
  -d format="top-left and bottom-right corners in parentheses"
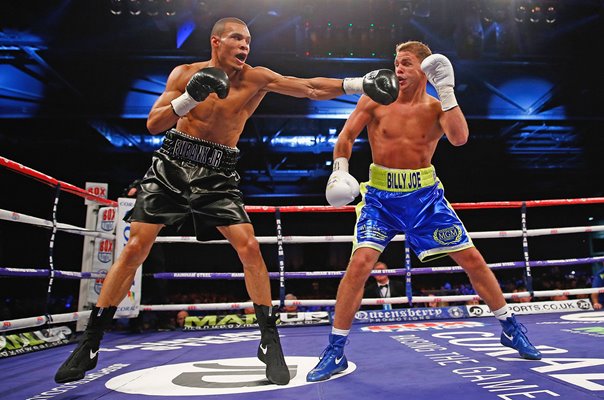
top-left (259, 67), bottom-right (344, 100)
top-left (260, 67), bottom-right (398, 105)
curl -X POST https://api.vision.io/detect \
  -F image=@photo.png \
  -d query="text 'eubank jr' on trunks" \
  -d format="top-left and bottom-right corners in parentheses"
top-left (173, 138), bottom-right (223, 168)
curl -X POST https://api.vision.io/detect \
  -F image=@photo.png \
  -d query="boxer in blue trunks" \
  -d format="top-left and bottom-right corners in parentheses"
top-left (353, 164), bottom-right (474, 261)
top-left (307, 41), bottom-right (542, 382)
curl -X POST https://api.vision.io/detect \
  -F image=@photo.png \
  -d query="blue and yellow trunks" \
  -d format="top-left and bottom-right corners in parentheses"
top-left (353, 163), bottom-right (474, 261)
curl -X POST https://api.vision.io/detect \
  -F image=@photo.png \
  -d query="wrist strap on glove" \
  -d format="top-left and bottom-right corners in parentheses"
top-left (342, 78), bottom-right (363, 95)
top-left (437, 86), bottom-right (458, 111)
top-left (333, 157), bottom-right (349, 172)
top-left (171, 91), bottom-right (199, 117)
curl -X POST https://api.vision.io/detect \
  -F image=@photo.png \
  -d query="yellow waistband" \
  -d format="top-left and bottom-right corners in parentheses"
top-left (368, 163), bottom-right (437, 192)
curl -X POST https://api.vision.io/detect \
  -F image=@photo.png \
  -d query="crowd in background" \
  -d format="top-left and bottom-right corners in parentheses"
top-left (2, 259), bottom-right (599, 333)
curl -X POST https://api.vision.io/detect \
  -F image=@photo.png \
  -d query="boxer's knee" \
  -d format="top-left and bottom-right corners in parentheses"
top-left (345, 251), bottom-right (379, 284)
top-left (119, 238), bottom-right (152, 268)
top-left (236, 236), bottom-right (262, 264)
top-left (456, 248), bottom-right (488, 275)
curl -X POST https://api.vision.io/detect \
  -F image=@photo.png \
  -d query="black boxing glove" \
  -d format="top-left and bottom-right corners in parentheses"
top-left (343, 69), bottom-right (399, 105)
top-left (171, 67), bottom-right (230, 116)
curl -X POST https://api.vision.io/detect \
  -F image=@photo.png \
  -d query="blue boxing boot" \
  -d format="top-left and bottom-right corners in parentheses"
top-left (306, 334), bottom-right (348, 382)
top-left (500, 315), bottom-right (542, 360)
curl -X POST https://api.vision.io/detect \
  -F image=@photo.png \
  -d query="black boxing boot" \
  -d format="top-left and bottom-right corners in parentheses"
top-left (54, 306), bottom-right (117, 383)
top-left (254, 303), bottom-right (290, 385)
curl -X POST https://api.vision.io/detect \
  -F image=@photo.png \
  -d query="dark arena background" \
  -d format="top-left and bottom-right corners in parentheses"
top-left (1, 1), bottom-right (604, 399)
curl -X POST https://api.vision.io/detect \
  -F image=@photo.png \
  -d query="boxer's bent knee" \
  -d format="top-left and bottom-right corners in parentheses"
top-left (236, 237), bottom-right (262, 262)
top-left (120, 240), bottom-right (153, 267)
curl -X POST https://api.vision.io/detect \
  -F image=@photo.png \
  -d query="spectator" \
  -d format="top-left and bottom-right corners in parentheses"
top-left (243, 300), bottom-right (255, 315)
top-left (363, 262), bottom-right (405, 310)
top-left (512, 286), bottom-right (532, 303)
top-left (176, 310), bottom-right (189, 328)
top-left (283, 293), bottom-right (299, 313)
top-left (550, 281), bottom-right (569, 301)
top-left (426, 293), bottom-right (449, 308)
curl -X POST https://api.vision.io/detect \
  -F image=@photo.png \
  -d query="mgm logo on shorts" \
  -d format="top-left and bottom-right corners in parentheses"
top-left (433, 225), bottom-right (462, 245)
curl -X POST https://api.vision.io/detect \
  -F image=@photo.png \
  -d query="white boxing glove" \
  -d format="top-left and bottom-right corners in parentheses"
top-left (325, 157), bottom-right (360, 207)
top-left (420, 54), bottom-right (458, 111)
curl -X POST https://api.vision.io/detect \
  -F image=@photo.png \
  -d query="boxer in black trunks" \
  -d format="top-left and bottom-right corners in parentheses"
top-left (54, 17), bottom-right (399, 386)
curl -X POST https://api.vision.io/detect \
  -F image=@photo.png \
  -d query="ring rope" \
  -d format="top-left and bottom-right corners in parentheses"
top-left (2, 157), bottom-right (603, 336)
top-left (0, 311), bottom-right (88, 333)
top-left (141, 287), bottom-right (603, 311)
top-left (3, 255), bottom-right (604, 281)
top-left (3, 208), bottom-right (600, 244)
top-left (0, 267), bottom-right (105, 279)
top-left (244, 197), bottom-right (604, 213)
top-left (152, 225), bottom-right (604, 244)
top-left (0, 156), bottom-right (116, 206)
top-left (139, 287), bottom-right (603, 312)
top-left (149, 255), bottom-right (604, 280)
top-left (0, 209), bottom-right (115, 240)
top-left (2, 289), bottom-right (602, 333)
top-left (4, 156), bottom-right (604, 212)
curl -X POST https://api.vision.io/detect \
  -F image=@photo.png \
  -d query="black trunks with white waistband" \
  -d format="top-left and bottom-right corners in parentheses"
top-left (126, 129), bottom-right (251, 238)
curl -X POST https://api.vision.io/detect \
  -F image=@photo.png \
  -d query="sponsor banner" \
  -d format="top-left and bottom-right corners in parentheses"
top-left (352, 306), bottom-right (468, 324)
top-left (84, 182), bottom-right (108, 205)
top-left (87, 206), bottom-right (117, 303)
top-left (0, 326), bottom-right (73, 358)
top-left (183, 311), bottom-right (330, 331)
top-left (114, 197), bottom-right (141, 318)
top-left (466, 299), bottom-right (593, 318)
top-left (361, 320), bottom-right (485, 332)
top-left (97, 206), bottom-right (117, 232)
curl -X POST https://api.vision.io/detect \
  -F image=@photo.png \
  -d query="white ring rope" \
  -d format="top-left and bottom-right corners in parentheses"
top-left (0, 311), bottom-right (89, 333)
top-left (137, 287), bottom-right (604, 311)
top-left (2, 207), bottom-right (600, 244)
top-left (0, 208), bottom-right (115, 240)
top-left (154, 225), bottom-right (604, 244)
top-left (3, 287), bottom-right (601, 332)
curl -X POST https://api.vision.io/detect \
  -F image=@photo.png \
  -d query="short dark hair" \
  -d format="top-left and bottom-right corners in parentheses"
top-left (211, 17), bottom-right (247, 37)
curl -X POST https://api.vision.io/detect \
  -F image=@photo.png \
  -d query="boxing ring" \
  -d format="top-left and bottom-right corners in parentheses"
top-left (1, 155), bottom-right (604, 400)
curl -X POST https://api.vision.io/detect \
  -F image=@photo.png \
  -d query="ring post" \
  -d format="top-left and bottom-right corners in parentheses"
top-left (405, 240), bottom-right (413, 307)
top-left (521, 201), bottom-right (534, 295)
top-left (274, 207), bottom-right (286, 308)
top-left (45, 183), bottom-right (61, 321)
